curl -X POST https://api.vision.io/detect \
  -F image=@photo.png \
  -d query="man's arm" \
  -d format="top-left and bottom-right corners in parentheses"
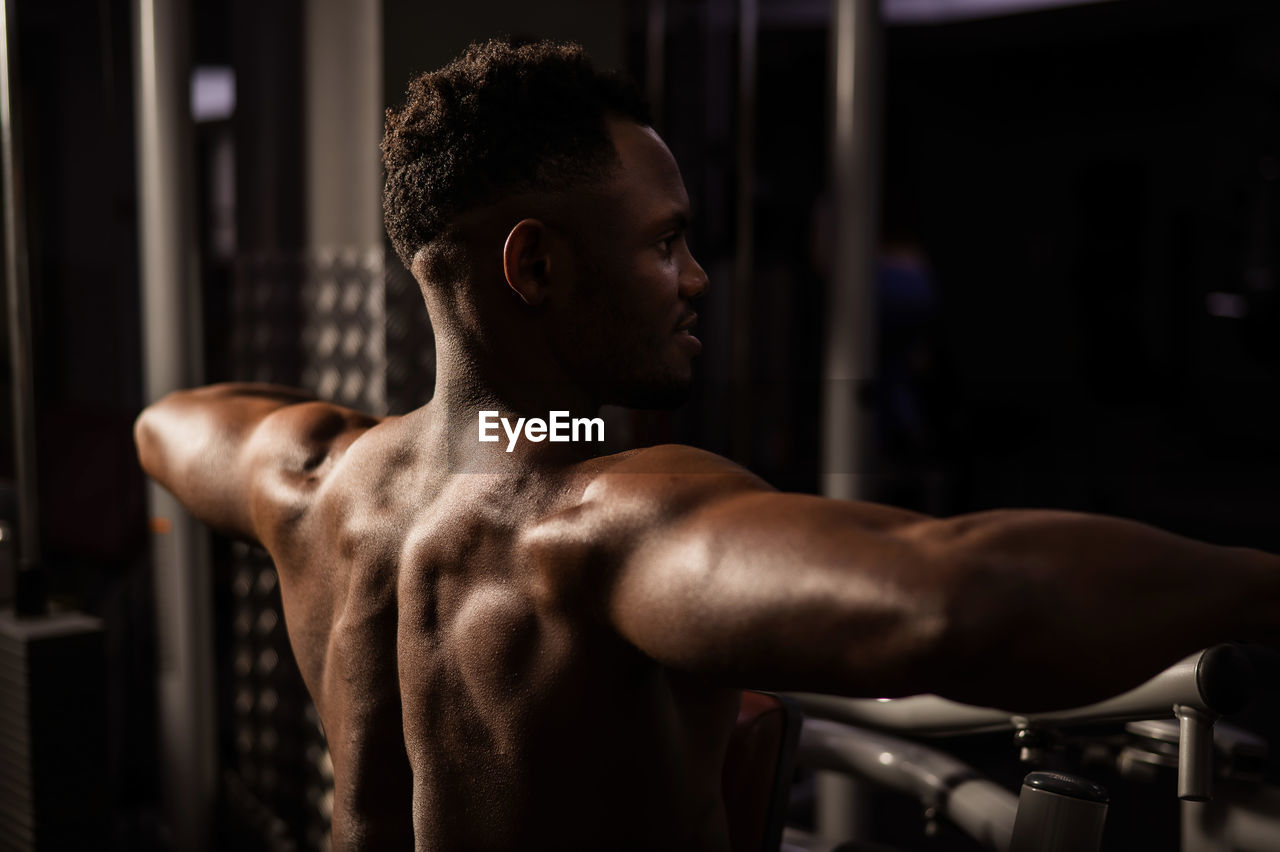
top-left (134, 383), bottom-right (380, 545)
top-left (592, 447), bottom-right (1280, 711)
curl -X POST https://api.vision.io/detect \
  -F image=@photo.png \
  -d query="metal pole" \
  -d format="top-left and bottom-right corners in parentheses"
top-left (817, 0), bottom-right (882, 841)
top-left (821, 0), bottom-right (881, 501)
top-left (645, 0), bottom-right (666, 131)
top-left (731, 0), bottom-right (757, 463)
top-left (133, 0), bottom-right (215, 848)
top-left (0, 0), bottom-right (44, 615)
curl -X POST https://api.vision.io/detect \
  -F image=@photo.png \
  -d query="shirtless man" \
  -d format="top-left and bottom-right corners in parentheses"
top-left (135, 38), bottom-right (1280, 851)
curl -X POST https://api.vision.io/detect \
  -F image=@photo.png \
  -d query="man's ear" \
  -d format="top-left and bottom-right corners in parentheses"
top-left (502, 218), bottom-right (553, 306)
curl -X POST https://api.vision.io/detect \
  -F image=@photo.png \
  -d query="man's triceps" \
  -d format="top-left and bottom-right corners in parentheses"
top-left (607, 490), bottom-right (950, 695)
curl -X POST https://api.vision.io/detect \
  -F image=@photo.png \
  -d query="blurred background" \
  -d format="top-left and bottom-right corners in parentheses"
top-left (0, 0), bottom-right (1277, 849)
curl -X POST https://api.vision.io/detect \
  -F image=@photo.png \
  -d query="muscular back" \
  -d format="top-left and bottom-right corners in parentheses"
top-left (235, 402), bottom-right (741, 849)
top-left (138, 383), bottom-right (1266, 849)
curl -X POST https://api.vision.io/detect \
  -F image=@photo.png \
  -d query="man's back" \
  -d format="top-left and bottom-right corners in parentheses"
top-left (136, 382), bottom-right (1280, 850)
top-left (276, 404), bottom-right (740, 849)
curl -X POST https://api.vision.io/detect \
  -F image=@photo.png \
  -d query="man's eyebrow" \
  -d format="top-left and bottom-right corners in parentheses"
top-left (652, 210), bottom-right (691, 233)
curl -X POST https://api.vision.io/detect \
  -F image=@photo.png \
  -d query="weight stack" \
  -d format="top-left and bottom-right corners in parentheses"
top-left (0, 609), bottom-right (107, 851)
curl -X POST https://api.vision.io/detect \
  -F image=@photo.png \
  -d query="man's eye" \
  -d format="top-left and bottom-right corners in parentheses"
top-left (658, 236), bottom-right (676, 254)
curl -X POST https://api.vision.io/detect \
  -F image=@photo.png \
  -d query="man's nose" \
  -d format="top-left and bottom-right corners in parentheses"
top-left (681, 253), bottom-right (709, 299)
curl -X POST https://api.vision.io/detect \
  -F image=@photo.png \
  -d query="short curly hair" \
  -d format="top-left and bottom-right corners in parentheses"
top-left (382, 38), bottom-right (651, 286)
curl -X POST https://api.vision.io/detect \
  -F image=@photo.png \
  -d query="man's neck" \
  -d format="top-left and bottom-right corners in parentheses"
top-left (433, 353), bottom-right (599, 420)
top-left (427, 338), bottom-right (605, 465)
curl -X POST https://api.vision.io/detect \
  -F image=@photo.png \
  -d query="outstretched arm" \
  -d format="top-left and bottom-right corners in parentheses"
top-left (134, 383), bottom-right (380, 544)
top-left (594, 447), bottom-right (1280, 711)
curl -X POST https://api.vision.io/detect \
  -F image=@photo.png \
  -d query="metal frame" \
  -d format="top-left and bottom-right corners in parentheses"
top-left (133, 0), bottom-right (216, 848)
top-left (0, 0), bottom-right (41, 614)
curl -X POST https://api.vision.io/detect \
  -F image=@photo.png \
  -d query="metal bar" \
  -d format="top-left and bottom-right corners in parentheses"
top-left (802, 719), bottom-right (1019, 851)
top-left (817, 0), bottom-right (884, 839)
top-left (0, 0), bottom-right (43, 614)
top-left (821, 0), bottom-right (881, 502)
top-left (1176, 704), bottom-right (1216, 802)
top-left (791, 647), bottom-right (1239, 736)
top-left (731, 0), bottom-right (757, 463)
top-left (645, 0), bottom-right (666, 131)
top-left (133, 0), bottom-right (215, 848)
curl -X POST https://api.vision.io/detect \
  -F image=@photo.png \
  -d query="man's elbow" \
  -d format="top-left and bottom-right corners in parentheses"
top-left (134, 405), bottom-right (160, 478)
top-left (133, 393), bottom-right (188, 483)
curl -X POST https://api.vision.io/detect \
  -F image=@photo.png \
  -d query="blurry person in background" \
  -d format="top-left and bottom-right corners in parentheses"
top-left (812, 195), bottom-right (954, 512)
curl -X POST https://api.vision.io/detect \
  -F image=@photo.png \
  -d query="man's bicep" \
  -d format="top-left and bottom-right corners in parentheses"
top-left (606, 490), bottom-right (948, 697)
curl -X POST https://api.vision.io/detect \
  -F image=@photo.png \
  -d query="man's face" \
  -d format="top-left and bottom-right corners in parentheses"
top-left (552, 120), bottom-right (709, 409)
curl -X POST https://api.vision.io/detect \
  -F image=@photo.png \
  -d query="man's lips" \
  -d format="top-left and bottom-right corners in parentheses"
top-left (675, 313), bottom-right (702, 354)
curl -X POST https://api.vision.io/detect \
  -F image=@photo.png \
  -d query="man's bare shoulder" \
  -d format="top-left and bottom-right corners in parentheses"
top-left (242, 399), bottom-right (391, 544)
top-left (582, 443), bottom-right (773, 515)
top-left (524, 445), bottom-right (773, 581)
top-left (250, 398), bottom-right (383, 461)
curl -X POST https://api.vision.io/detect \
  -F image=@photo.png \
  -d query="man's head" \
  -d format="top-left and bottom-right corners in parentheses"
top-left (382, 38), bottom-right (707, 409)
top-left (382, 38), bottom-right (650, 287)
